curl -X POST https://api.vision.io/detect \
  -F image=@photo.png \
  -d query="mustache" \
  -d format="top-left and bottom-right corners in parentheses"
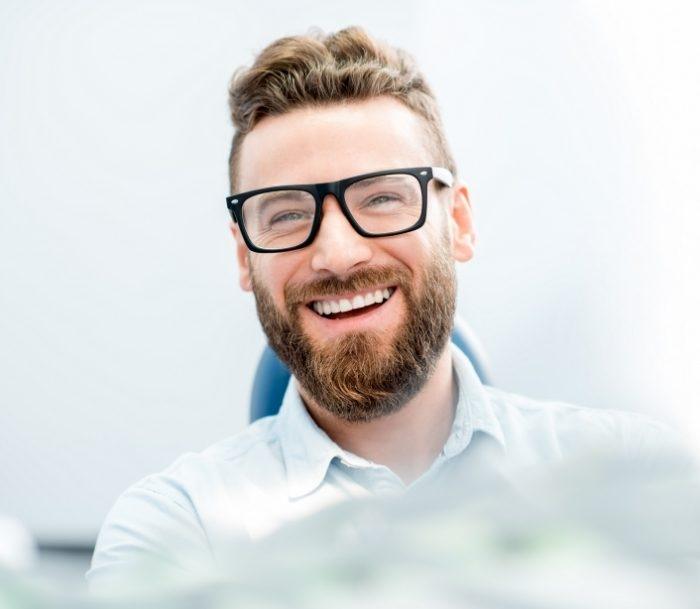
top-left (284, 265), bottom-right (412, 309)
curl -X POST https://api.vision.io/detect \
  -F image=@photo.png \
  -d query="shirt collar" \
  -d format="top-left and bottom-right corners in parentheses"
top-left (443, 342), bottom-right (506, 458)
top-left (276, 380), bottom-right (346, 499)
top-left (276, 342), bottom-right (505, 499)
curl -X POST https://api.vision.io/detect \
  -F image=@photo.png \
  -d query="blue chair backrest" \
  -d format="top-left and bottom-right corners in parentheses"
top-left (250, 316), bottom-right (492, 423)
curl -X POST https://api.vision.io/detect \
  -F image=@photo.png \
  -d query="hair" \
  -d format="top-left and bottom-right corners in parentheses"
top-left (227, 25), bottom-right (456, 193)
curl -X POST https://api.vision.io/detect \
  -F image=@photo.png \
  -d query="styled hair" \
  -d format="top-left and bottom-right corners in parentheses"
top-left (227, 26), bottom-right (456, 192)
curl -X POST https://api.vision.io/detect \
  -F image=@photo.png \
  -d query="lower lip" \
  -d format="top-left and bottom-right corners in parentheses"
top-left (301, 289), bottom-right (400, 338)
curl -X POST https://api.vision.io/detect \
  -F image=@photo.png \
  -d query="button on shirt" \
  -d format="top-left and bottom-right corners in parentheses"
top-left (87, 344), bottom-right (675, 589)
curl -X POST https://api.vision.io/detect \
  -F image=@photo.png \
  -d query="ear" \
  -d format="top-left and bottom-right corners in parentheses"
top-left (229, 222), bottom-right (253, 292)
top-left (447, 181), bottom-right (476, 262)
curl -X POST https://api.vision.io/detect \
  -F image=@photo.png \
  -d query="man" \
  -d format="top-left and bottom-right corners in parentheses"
top-left (87, 26), bottom-right (675, 590)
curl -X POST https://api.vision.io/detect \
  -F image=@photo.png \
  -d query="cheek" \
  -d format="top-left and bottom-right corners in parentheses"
top-left (255, 252), bottom-right (308, 306)
top-left (391, 213), bottom-right (452, 273)
top-left (384, 232), bottom-right (434, 273)
top-left (423, 197), bottom-right (453, 248)
top-left (426, 194), bottom-right (449, 230)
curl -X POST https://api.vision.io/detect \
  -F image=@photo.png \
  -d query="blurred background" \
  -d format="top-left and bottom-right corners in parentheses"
top-left (0, 0), bottom-right (698, 588)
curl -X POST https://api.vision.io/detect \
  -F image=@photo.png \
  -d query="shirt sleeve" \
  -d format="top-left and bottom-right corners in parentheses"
top-left (86, 478), bottom-right (214, 594)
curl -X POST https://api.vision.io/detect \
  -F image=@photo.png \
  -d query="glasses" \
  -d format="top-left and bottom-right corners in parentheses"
top-left (226, 166), bottom-right (454, 253)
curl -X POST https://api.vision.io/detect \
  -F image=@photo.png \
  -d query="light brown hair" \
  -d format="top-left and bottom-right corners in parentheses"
top-left (227, 26), bottom-right (456, 192)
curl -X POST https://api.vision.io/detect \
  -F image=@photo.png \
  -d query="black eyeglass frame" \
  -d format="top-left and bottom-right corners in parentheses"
top-left (226, 166), bottom-right (454, 253)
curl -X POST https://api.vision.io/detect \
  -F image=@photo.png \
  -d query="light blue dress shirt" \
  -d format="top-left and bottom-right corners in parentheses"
top-left (86, 344), bottom-right (674, 589)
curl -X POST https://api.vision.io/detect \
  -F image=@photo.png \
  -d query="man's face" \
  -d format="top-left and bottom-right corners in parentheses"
top-left (232, 96), bottom-right (475, 421)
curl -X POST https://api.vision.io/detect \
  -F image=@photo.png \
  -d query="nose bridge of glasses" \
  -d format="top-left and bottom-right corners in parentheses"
top-left (311, 184), bottom-right (365, 246)
top-left (315, 180), bottom-right (340, 200)
top-left (314, 180), bottom-right (354, 224)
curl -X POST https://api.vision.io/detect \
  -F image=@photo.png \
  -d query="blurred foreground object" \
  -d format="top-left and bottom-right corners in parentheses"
top-left (1, 447), bottom-right (699, 608)
top-left (0, 517), bottom-right (36, 572)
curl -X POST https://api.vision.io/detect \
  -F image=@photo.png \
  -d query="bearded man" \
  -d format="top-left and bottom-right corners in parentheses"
top-left (87, 26), bottom-right (675, 590)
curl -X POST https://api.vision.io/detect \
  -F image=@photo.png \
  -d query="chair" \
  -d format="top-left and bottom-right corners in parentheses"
top-left (250, 316), bottom-right (492, 423)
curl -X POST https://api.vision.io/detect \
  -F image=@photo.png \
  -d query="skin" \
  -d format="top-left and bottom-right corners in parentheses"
top-left (230, 96), bottom-right (476, 484)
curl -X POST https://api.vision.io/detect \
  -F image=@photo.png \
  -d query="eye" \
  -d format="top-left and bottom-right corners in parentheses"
top-left (269, 210), bottom-right (312, 226)
top-left (367, 194), bottom-right (401, 206)
top-left (362, 193), bottom-right (406, 211)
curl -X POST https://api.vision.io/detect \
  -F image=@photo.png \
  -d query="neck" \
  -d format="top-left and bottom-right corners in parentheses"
top-left (298, 344), bottom-right (457, 486)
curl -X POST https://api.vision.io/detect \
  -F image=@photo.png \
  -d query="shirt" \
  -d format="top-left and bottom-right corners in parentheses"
top-left (86, 343), bottom-right (675, 589)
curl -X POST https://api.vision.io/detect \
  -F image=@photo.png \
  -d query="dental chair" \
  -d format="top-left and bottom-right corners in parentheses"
top-left (250, 316), bottom-right (491, 422)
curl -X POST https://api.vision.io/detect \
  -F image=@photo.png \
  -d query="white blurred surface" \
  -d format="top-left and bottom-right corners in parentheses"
top-left (0, 0), bottom-right (698, 543)
top-left (0, 515), bottom-right (36, 570)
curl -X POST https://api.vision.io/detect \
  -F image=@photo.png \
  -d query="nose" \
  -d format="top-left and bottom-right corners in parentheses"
top-left (309, 195), bottom-right (373, 276)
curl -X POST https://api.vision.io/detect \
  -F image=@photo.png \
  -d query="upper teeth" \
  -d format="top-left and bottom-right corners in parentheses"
top-left (312, 288), bottom-right (393, 316)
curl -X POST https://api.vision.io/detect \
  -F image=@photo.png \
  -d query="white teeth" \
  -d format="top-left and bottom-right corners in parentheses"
top-left (311, 287), bottom-right (395, 317)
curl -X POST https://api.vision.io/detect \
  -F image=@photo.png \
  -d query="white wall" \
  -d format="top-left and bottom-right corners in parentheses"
top-left (1, 0), bottom-right (698, 543)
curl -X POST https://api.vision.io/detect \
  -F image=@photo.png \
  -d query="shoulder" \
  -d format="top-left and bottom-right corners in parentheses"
top-left (88, 416), bottom-right (284, 589)
top-left (483, 385), bottom-right (681, 460)
top-left (115, 416), bottom-right (281, 510)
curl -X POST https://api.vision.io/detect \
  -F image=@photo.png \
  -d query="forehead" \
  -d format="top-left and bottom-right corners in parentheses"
top-left (236, 96), bottom-right (433, 192)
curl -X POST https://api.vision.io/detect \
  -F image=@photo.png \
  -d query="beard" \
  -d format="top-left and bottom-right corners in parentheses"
top-left (250, 236), bottom-right (457, 423)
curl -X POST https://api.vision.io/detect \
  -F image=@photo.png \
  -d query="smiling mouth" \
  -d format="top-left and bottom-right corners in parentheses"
top-left (307, 287), bottom-right (397, 320)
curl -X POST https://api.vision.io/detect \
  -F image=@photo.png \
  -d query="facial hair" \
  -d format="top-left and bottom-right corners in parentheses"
top-left (250, 237), bottom-right (457, 423)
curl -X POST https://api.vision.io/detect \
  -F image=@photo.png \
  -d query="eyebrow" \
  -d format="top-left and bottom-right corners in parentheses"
top-left (347, 175), bottom-right (410, 191)
top-left (256, 190), bottom-right (311, 205)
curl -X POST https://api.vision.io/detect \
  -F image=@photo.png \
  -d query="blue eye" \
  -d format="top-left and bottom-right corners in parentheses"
top-left (269, 210), bottom-right (312, 226)
top-left (362, 194), bottom-right (404, 210)
top-left (368, 195), bottom-right (396, 205)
